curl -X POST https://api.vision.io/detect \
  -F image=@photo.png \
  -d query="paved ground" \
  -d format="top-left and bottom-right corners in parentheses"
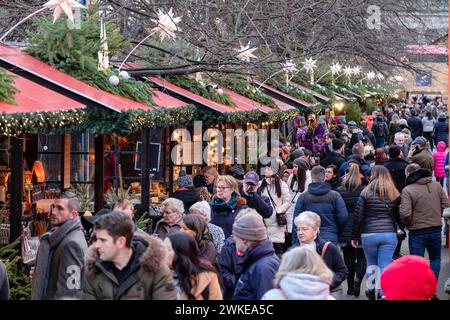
top-left (342, 233), bottom-right (450, 300)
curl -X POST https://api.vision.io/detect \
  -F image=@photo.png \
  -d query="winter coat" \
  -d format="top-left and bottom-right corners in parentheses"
top-left (326, 177), bottom-right (339, 190)
top-left (31, 218), bottom-right (88, 300)
top-left (258, 179), bottom-right (292, 244)
top-left (422, 117), bottom-right (436, 133)
top-left (407, 116), bottom-right (423, 139)
top-left (315, 237), bottom-right (348, 290)
top-left (337, 183), bottom-right (367, 243)
top-left (387, 123), bottom-right (398, 145)
top-left (286, 172), bottom-right (311, 233)
top-left (172, 188), bottom-right (201, 212)
top-left (339, 155), bottom-right (371, 178)
top-left (0, 260), bottom-right (8, 300)
top-left (233, 240), bottom-right (280, 300)
top-left (178, 271), bottom-right (223, 300)
top-left (153, 216), bottom-right (182, 240)
top-left (408, 148), bottom-right (434, 173)
top-left (400, 169), bottom-right (450, 234)
top-left (210, 195), bottom-right (248, 238)
top-left (292, 182), bottom-right (348, 244)
top-left (372, 120), bottom-right (388, 140)
top-left (239, 186), bottom-right (273, 219)
top-left (384, 157), bottom-right (410, 192)
top-left (199, 240), bottom-right (218, 265)
top-left (433, 141), bottom-right (447, 178)
top-left (320, 151), bottom-right (346, 170)
top-left (262, 274), bottom-right (335, 300)
top-left (83, 234), bottom-right (177, 300)
top-left (434, 117), bottom-right (448, 145)
top-left (351, 192), bottom-right (400, 239)
top-left (362, 128), bottom-right (376, 147)
top-left (218, 237), bottom-right (238, 300)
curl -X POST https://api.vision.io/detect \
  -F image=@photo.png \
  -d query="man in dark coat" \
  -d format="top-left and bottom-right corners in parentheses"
top-left (407, 110), bottom-right (423, 140)
top-left (292, 166), bottom-right (348, 244)
top-left (339, 143), bottom-right (371, 178)
top-left (172, 171), bottom-right (201, 212)
top-left (320, 139), bottom-right (346, 169)
top-left (31, 191), bottom-right (88, 300)
top-left (407, 136), bottom-right (434, 173)
top-left (384, 145), bottom-right (410, 193)
top-left (232, 212), bottom-right (280, 300)
top-left (239, 171), bottom-right (273, 219)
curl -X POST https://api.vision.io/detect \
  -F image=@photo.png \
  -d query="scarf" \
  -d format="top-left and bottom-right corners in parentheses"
top-left (210, 193), bottom-right (238, 216)
top-left (31, 218), bottom-right (82, 300)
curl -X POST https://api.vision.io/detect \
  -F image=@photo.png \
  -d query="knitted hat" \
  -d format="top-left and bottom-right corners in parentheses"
top-left (380, 255), bottom-right (437, 300)
top-left (193, 174), bottom-right (207, 188)
top-left (227, 165), bottom-right (245, 180)
top-left (232, 214), bottom-right (267, 241)
top-left (293, 157), bottom-right (310, 171)
top-left (411, 136), bottom-right (427, 147)
top-left (332, 139), bottom-right (345, 151)
top-left (177, 171), bottom-right (194, 188)
top-left (291, 148), bottom-right (305, 159)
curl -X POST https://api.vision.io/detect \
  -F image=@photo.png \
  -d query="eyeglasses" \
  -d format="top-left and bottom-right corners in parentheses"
top-left (216, 186), bottom-right (231, 190)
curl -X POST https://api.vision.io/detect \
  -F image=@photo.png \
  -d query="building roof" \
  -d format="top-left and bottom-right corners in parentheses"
top-left (406, 45), bottom-right (448, 55)
top-left (0, 44), bottom-right (187, 112)
top-left (0, 70), bottom-right (85, 114)
top-left (289, 81), bottom-right (331, 102)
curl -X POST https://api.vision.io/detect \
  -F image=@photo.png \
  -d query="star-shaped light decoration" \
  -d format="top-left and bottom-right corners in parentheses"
top-left (43, 0), bottom-right (86, 23)
top-left (393, 75), bottom-right (404, 82)
top-left (303, 58), bottom-right (317, 73)
top-left (151, 8), bottom-right (182, 41)
top-left (281, 59), bottom-right (298, 75)
top-left (366, 71), bottom-right (376, 80)
top-left (235, 42), bottom-right (258, 62)
top-left (352, 66), bottom-right (361, 76)
top-left (330, 63), bottom-right (342, 75)
top-left (376, 73), bottom-right (385, 80)
top-left (343, 66), bottom-right (353, 78)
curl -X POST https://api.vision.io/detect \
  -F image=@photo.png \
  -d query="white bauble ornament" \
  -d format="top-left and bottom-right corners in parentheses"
top-left (216, 88), bottom-right (224, 95)
top-left (109, 75), bottom-right (120, 86)
top-left (119, 71), bottom-right (130, 80)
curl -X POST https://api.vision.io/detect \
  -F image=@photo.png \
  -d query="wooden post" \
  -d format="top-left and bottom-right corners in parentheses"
top-left (113, 135), bottom-right (119, 190)
top-left (140, 128), bottom-right (150, 217)
top-left (94, 135), bottom-right (104, 213)
top-left (60, 134), bottom-right (71, 190)
top-left (10, 136), bottom-right (23, 243)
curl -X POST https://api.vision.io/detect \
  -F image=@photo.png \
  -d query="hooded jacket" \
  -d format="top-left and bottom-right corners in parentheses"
top-left (384, 157), bottom-right (410, 192)
top-left (292, 182), bottom-right (348, 244)
top-left (408, 147), bottom-right (434, 173)
top-left (400, 169), bottom-right (450, 234)
top-left (218, 237), bottom-right (238, 300)
top-left (262, 274), bottom-right (335, 300)
top-left (172, 188), bottom-right (201, 212)
top-left (233, 240), bottom-right (280, 300)
top-left (339, 155), bottom-right (371, 178)
top-left (320, 151), bottom-right (346, 170)
top-left (434, 117), bottom-right (448, 144)
top-left (433, 141), bottom-right (447, 178)
top-left (83, 234), bottom-right (177, 300)
top-left (407, 116), bottom-right (423, 139)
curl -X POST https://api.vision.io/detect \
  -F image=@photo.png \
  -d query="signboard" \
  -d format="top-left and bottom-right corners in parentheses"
top-left (134, 141), bottom-right (161, 172)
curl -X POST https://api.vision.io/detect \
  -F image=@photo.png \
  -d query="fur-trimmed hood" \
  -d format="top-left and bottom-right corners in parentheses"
top-left (85, 233), bottom-right (167, 276)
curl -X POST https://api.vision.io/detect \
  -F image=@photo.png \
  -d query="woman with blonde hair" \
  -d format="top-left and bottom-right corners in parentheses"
top-left (387, 114), bottom-right (400, 145)
top-left (209, 175), bottom-right (248, 238)
top-left (351, 165), bottom-right (401, 300)
top-left (262, 246), bottom-right (335, 300)
top-left (202, 166), bottom-right (219, 194)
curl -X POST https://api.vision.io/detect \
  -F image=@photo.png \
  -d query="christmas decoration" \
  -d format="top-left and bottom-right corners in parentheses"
top-left (343, 66), bottom-right (353, 78)
top-left (303, 58), bottom-right (317, 73)
top-left (97, 18), bottom-right (109, 72)
top-left (151, 8), bottom-right (182, 41)
top-left (44, 0), bottom-right (87, 23)
top-left (330, 63), bottom-right (342, 76)
top-left (108, 75), bottom-right (120, 86)
top-left (0, 68), bottom-right (19, 104)
top-left (235, 42), bottom-right (258, 62)
top-left (366, 71), bottom-right (376, 80)
top-left (352, 66), bottom-right (361, 76)
top-left (281, 59), bottom-right (298, 75)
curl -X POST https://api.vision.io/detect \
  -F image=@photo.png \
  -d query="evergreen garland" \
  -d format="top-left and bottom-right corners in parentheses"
top-left (0, 68), bottom-right (19, 104)
top-left (26, 15), bottom-right (154, 106)
top-left (268, 109), bottom-right (300, 123)
top-left (268, 80), bottom-right (318, 104)
top-left (224, 110), bottom-right (265, 124)
top-left (164, 75), bottom-right (236, 107)
top-left (215, 77), bottom-right (278, 109)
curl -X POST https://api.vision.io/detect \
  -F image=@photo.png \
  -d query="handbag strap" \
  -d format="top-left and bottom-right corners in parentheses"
top-left (277, 287), bottom-right (289, 300)
top-left (265, 187), bottom-right (278, 210)
top-left (321, 241), bottom-right (331, 258)
top-left (382, 198), bottom-right (398, 227)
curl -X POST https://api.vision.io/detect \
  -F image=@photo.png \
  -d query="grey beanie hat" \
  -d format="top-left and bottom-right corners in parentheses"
top-left (177, 171), bottom-right (194, 188)
top-left (232, 214), bottom-right (267, 241)
top-left (293, 157), bottom-right (310, 170)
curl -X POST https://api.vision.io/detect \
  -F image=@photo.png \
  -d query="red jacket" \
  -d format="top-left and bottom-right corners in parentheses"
top-left (433, 141), bottom-right (447, 178)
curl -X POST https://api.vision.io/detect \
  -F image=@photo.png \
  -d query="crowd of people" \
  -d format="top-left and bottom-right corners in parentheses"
top-left (0, 96), bottom-right (449, 301)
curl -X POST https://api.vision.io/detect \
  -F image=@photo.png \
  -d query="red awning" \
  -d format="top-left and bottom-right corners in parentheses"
top-left (270, 96), bottom-right (296, 111)
top-left (252, 79), bottom-right (318, 108)
top-left (149, 76), bottom-right (264, 114)
top-left (0, 44), bottom-right (186, 112)
top-left (220, 88), bottom-right (274, 113)
top-left (289, 82), bottom-right (330, 102)
top-left (0, 71), bottom-right (85, 114)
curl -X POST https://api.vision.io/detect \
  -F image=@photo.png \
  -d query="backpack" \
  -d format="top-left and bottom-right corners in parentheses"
top-left (373, 122), bottom-right (386, 138)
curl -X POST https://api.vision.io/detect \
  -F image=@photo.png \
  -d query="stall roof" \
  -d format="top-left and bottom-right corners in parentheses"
top-left (251, 79), bottom-right (318, 108)
top-left (0, 71), bottom-right (85, 114)
top-left (0, 44), bottom-right (187, 112)
top-left (148, 76), bottom-right (271, 114)
top-left (289, 82), bottom-right (331, 102)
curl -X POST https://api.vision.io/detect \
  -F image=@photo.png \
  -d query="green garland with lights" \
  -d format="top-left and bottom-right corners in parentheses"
top-left (215, 77), bottom-right (278, 109)
top-left (165, 75), bottom-right (236, 107)
top-left (224, 110), bottom-right (265, 125)
top-left (26, 13), bottom-right (154, 106)
top-left (0, 67), bottom-right (19, 104)
top-left (268, 109), bottom-right (300, 123)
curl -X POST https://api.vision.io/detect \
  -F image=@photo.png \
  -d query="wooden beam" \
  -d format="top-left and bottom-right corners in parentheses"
top-left (140, 128), bottom-right (150, 217)
top-left (94, 135), bottom-right (104, 213)
top-left (61, 134), bottom-right (71, 190)
top-left (10, 136), bottom-right (23, 243)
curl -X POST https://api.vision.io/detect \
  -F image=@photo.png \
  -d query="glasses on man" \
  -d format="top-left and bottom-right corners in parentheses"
top-left (216, 186), bottom-right (231, 190)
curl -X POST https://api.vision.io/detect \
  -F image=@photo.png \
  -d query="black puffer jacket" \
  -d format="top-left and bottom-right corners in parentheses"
top-left (351, 191), bottom-right (400, 239)
top-left (407, 116), bottom-right (423, 139)
top-left (320, 151), bottom-right (346, 170)
top-left (337, 183), bottom-right (367, 243)
top-left (384, 157), bottom-right (410, 192)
